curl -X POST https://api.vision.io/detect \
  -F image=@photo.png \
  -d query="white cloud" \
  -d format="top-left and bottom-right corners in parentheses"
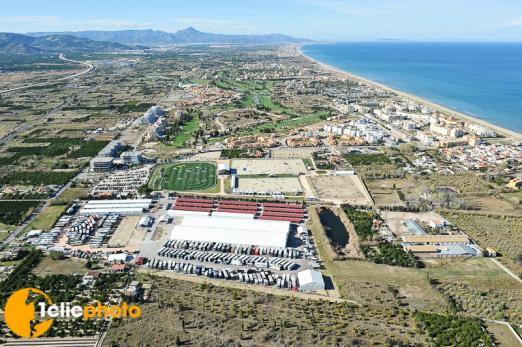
top-left (507, 19), bottom-right (522, 27)
top-left (0, 15), bottom-right (153, 33)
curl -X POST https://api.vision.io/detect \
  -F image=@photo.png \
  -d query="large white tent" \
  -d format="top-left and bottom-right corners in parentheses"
top-left (298, 270), bottom-right (325, 292)
top-left (170, 215), bottom-right (289, 248)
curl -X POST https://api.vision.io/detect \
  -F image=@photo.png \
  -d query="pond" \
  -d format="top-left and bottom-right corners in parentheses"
top-left (318, 208), bottom-right (349, 248)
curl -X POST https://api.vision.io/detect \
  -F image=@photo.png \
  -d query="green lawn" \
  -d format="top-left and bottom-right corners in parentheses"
top-left (150, 162), bottom-right (217, 191)
top-left (238, 110), bottom-right (329, 136)
top-left (22, 204), bottom-right (67, 234)
top-left (172, 115), bottom-right (200, 148)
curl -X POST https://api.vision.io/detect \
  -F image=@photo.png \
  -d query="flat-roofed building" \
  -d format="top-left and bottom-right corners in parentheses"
top-left (90, 157), bottom-right (114, 171)
top-left (80, 199), bottom-right (152, 216)
top-left (402, 234), bottom-right (469, 244)
top-left (169, 215), bottom-right (290, 248)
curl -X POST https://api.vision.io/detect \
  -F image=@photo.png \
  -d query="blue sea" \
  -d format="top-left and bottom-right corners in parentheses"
top-left (302, 42), bottom-right (522, 133)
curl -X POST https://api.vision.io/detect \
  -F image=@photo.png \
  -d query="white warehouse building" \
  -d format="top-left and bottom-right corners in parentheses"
top-left (169, 215), bottom-right (290, 248)
top-left (80, 199), bottom-right (152, 216)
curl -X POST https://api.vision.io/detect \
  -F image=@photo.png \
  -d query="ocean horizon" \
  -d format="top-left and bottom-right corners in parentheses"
top-left (302, 42), bottom-right (522, 133)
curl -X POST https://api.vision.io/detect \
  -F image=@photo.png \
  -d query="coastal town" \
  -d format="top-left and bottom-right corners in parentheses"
top-left (0, 41), bottom-right (521, 346)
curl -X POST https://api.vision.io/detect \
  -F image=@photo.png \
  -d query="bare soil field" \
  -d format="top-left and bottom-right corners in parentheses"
top-left (108, 216), bottom-right (145, 248)
top-left (310, 175), bottom-right (373, 206)
top-left (231, 158), bottom-right (307, 176)
top-left (237, 176), bottom-right (303, 194)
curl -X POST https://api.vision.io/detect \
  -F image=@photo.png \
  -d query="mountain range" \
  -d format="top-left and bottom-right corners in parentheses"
top-left (0, 32), bottom-right (130, 54)
top-left (29, 27), bottom-right (311, 46)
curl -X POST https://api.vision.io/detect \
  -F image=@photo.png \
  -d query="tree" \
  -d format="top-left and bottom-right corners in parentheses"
top-left (49, 251), bottom-right (64, 260)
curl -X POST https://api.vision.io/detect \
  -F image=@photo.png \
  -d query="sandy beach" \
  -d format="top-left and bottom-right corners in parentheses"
top-left (296, 45), bottom-right (522, 141)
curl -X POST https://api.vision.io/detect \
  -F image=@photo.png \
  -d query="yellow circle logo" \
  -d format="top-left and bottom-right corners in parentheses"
top-left (4, 288), bottom-right (54, 338)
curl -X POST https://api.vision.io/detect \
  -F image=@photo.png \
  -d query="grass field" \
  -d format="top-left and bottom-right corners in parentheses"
top-left (32, 256), bottom-right (89, 276)
top-left (149, 162), bottom-right (217, 191)
top-left (172, 114), bottom-right (200, 148)
top-left (22, 204), bottom-right (67, 234)
top-left (56, 187), bottom-right (89, 202)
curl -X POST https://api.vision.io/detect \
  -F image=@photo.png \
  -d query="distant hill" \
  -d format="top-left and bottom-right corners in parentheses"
top-left (29, 27), bottom-right (312, 46)
top-left (0, 32), bottom-right (131, 54)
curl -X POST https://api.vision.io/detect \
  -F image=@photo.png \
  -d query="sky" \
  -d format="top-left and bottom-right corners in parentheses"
top-left (1, 0), bottom-right (522, 42)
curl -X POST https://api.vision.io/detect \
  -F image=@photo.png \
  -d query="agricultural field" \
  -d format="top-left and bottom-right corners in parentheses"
top-left (149, 162), bottom-right (217, 191)
top-left (425, 258), bottom-right (522, 324)
top-left (0, 137), bottom-right (110, 168)
top-left (103, 272), bottom-right (427, 346)
top-left (344, 153), bottom-right (402, 179)
top-left (0, 170), bottom-right (78, 186)
top-left (344, 153), bottom-right (392, 166)
top-left (0, 200), bottom-right (40, 226)
top-left (442, 212), bottom-right (522, 276)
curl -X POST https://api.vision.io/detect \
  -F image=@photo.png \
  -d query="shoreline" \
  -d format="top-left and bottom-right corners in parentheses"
top-left (296, 45), bottom-right (522, 141)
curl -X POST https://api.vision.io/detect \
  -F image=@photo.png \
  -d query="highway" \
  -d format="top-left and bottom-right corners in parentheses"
top-left (0, 54), bottom-right (93, 95)
top-left (0, 63), bottom-right (110, 147)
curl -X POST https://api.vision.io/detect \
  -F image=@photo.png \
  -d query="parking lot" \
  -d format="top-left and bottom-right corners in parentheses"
top-left (138, 217), bottom-right (323, 291)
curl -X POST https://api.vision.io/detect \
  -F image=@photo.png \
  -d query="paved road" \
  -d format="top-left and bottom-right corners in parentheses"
top-left (0, 54), bottom-right (93, 95)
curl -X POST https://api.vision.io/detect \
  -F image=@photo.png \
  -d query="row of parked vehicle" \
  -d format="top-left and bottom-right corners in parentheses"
top-left (163, 239), bottom-right (302, 259)
top-left (147, 257), bottom-right (299, 289)
top-left (300, 228), bottom-right (322, 270)
top-left (156, 247), bottom-right (299, 271)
